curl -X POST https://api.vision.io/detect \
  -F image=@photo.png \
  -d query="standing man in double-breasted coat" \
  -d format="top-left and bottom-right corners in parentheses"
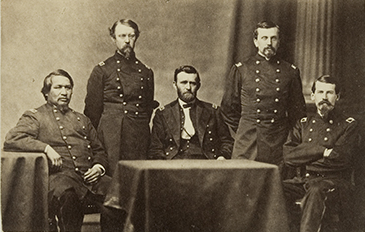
top-left (221, 21), bottom-right (306, 168)
top-left (84, 19), bottom-right (158, 176)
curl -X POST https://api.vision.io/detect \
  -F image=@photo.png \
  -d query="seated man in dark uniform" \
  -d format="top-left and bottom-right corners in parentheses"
top-left (282, 75), bottom-right (359, 232)
top-left (4, 69), bottom-right (123, 232)
top-left (149, 65), bottom-right (233, 160)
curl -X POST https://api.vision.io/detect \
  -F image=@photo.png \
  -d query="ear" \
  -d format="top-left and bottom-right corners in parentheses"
top-left (311, 93), bottom-right (315, 101)
top-left (253, 38), bottom-right (258, 48)
top-left (336, 93), bottom-right (340, 101)
top-left (173, 81), bottom-right (177, 90)
top-left (110, 36), bottom-right (116, 43)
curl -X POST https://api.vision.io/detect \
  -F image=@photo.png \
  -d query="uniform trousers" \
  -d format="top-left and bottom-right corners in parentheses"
top-left (283, 175), bottom-right (354, 232)
top-left (49, 189), bottom-right (126, 232)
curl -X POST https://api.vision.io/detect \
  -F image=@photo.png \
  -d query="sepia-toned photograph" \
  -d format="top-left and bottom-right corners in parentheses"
top-left (1, 0), bottom-right (365, 231)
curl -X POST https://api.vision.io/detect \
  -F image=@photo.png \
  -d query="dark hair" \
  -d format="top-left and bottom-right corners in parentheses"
top-left (41, 69), bottom-right (74, 100)
top-left (311, 75), bottom-right (341, 94)
top-left (253, 21), bottom-right (280, 39)
top-left (173, 65), bottom-right (201, 85)
top-left (109, 19), bottom-right (140, 39)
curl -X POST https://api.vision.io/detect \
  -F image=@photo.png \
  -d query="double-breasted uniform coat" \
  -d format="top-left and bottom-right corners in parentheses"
top-left (221, 54), bottom-right (306, 165)
top-left (84, 51), bottom-right (157, 175)
top-left (283, 110), bottom-right (359, 231)
top-left (149, 99), bottom-right (233, 160)
top-left (4, 103), bottom-right (110, 200)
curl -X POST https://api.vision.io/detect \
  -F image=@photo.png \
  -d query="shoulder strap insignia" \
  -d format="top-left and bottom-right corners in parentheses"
top-left (98, 61), bottom-right (105, 66)
top-left (300, 117), bottom-right (307, 123)
top-left (212, 104), bottom-right (218, 109)
top-left (29, 108), bottom-right (38, 113)
top-left (235, 62), bottom-right (242, 67)
top-left (291, 64), bottom-right (297, 70)
top-left (346, 117), bottom-right (355, 123)
top-left (145, 64), bottom-right (151, 69)
top-left (159, 106), bottom-right (165, 111)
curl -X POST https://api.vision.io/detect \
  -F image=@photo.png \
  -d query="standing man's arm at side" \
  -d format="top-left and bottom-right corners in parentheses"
top-left (220, 64), bottom-right (242, 137)
top-left (84, 65), bottom-right (105, 129)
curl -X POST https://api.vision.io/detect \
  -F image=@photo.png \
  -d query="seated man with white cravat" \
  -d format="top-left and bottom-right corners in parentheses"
top-left (149, 65), bottom-right (233, 160)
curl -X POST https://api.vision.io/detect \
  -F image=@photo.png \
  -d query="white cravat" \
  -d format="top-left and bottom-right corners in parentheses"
top-left (179, 99), bottom-right (195, 139)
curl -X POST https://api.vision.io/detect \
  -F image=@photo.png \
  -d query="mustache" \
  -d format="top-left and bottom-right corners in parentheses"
top-left (319, 100), bottom-right (332, 106)
top-left (264, 46), bottom-right (276, 52)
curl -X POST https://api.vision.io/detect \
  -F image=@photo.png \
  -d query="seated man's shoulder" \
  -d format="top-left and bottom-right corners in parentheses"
top-left (199, 101), bottom-right (219, 111)
top-left (23, 104), bottom-right (47, 116)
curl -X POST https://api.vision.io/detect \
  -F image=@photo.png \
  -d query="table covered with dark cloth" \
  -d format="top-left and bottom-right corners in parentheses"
top-left (104, 160), bottom-right (289, 232)
top-left (1, 151), bottom-right (49, 232)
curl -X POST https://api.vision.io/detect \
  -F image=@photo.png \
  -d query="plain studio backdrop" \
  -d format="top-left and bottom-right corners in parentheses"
top-left (1, 0), bottom-right (365, 228)
top-left (1, 0), bottom-right (364, 145)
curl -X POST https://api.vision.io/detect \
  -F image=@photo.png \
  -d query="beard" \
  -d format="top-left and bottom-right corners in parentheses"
top-left (177, 89), bottom-right (196, 103)
top-left (263, 46), bottom-right (276, 59)
top-left (318, 100), bottom-right (334, 117)
top-left (119, 44), bottom-right (134, 59)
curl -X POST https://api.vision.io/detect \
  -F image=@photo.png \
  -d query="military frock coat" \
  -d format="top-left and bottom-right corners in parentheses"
top-left (84, 51), bottom-right (157, 175)
top-left (149, 100), bottom-right (233, 160)
top-left (283, 110), bottom-right (359, 175)
top-left (282, 110), bottom-right (359, 231)
top-left (4, 103), bottom-right (110, 200)
top-left (221, 54), bottom-right (306, 165)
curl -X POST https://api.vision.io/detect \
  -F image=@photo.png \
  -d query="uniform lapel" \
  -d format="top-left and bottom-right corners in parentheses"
top-left (163, 100), bottom-right (181, 146)
top-left (196, 100), bottom-right (210, 146)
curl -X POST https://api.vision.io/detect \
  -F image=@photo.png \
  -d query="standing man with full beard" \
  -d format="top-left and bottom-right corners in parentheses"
top-left (84, 19), bottom-right (158, 176)
top-left (221, 21), bottom-right (306, 172)
top-left (149, 65), bottom-right (233, 160)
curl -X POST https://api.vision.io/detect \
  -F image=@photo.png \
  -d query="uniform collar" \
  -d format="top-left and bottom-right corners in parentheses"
top-left (315, 109), bottom-right (338, 123)
top-left (46, 102), bottom-right (71, 114)
top-left (115, 50), bottom-right (136, 61)
top-left (255, 53), bottom-right (279, 63)
top-left (178, 98), bottom-right (197, 109)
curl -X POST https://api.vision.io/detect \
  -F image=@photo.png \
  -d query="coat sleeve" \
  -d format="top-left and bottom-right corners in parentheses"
top-left (220, 65), bottom-right (242, 137)
top-left (85, 116), bottom-right (109, 170)
top-left (84, 65), bottom-right (104, 129)
top-left (216, 107), bottom-right (234, 159)
top-left (283, 120), bottom-right (326, 166)
top-left (148, 111), bottom-right (167, 159)
top-left (3, 111), bottom-right (48, 152)
top-left (146, 69), bottom-right (159, 119)
top-left (287, 69), bottom-right (306, 127)
top-left (323, 120), bottom-right (359, 170)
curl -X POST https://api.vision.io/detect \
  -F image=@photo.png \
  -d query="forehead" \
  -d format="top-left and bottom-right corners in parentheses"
top-left (257, 27), bottom-right (279, 38)
top-left (51, 75), bottom-right (71, 86)
top-left (114, 23), bottom-right (135, 35)
top-left (314, 81), bottom-right (336, 92)
top-left (176, 72), bottom-right (198, 82)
